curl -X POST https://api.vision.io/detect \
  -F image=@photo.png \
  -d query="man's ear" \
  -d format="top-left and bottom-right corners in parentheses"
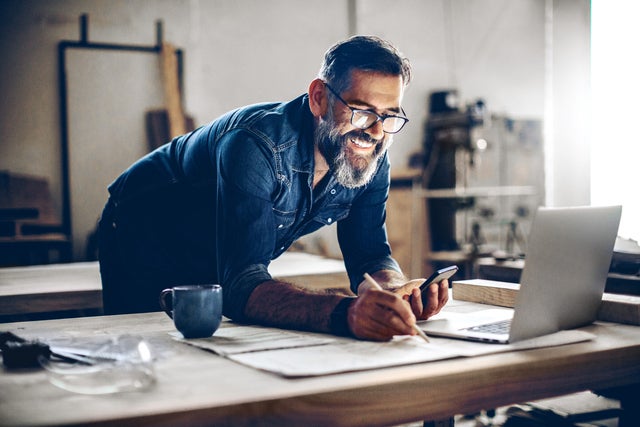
top-left (308, 78), bottom-right (328, 118)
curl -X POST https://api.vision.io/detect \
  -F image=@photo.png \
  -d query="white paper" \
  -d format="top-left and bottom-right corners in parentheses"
top-left (229, 336), bottom-right (460, 377)
top-left (172, 321), bottom-right (594, 377)
top-left (171, 324), bottom-right (336, 356)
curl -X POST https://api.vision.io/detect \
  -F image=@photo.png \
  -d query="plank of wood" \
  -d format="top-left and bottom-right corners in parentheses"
top-left (452, 279), bottom-right (519, 307)
top-left (2, 311), bottom-right (640, 426)
top-left (0, 254), bottom-right (348, 316)
top-left (0, 262), bottom-right (102, 315)
top-left (160, 42), bottom-right (187, 139)
top-left (599, 293), bottom-right (640, 326)
top-left (452, 279), bottom-right (640, 325)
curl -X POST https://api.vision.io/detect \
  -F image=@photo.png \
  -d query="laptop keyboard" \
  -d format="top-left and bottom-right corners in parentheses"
top-left (466, 319), bottom-right (512, 335)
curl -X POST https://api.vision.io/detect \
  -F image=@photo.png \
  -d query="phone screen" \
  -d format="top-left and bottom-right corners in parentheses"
top-left (419, 265), bottom-right (458, 292)
top-left (419, 265), bottom-right (458, 306)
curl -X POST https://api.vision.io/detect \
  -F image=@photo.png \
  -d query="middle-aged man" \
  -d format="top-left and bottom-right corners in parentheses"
top-left (98, 35), bottom-right (449, 341)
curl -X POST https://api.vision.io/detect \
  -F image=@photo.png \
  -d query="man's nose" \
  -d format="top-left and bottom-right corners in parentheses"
top-left (365, 120), bottom-right (385, 141)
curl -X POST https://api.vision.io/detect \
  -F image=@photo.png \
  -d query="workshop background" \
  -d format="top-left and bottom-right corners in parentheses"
top-left (0, 0), bottom-right (621, 274)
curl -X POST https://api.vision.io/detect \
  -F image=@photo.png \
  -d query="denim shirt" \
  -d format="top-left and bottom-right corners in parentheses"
top-left (107, 94), bottom-right (400, 320)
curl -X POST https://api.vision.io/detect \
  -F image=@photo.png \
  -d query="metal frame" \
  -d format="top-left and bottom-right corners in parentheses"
top-left (57, 14), bottom-right (184, 252)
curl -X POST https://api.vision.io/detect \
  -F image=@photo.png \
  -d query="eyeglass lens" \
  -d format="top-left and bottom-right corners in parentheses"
top-left (351, 110), bottom-right (406, 133)
top-left (325, 83), bottom-right (408, 134)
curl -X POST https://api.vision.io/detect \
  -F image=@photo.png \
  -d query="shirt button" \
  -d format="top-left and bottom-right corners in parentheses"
top-left (327, 218), bottom-right (332, 223)
top-left (330, 189), bottom-right (336, 195)
top-left (280, 246), bottom-right (285, 251)
top-left (112, 222), bottom-right (117, 229)
top-left (278, 224), bottom-right (284, 229)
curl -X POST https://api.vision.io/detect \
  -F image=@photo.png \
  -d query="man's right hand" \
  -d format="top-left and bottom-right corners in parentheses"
top-left (347, 287), bottom-right (418, 341)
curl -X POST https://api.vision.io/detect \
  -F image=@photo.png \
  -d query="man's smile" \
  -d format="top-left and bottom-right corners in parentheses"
top-left (350, 136), bottom-right (375, 150)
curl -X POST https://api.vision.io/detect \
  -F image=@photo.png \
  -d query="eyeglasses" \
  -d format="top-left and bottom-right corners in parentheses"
top-left (324, 83), bottom-right (409, 134)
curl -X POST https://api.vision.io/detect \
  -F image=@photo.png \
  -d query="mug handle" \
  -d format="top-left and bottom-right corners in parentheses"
top-left (159, 288), bottom-right (174, 319)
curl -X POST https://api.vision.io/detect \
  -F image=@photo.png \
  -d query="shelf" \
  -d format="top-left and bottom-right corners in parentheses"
top-left (413, 185), bottom-right (537, 199)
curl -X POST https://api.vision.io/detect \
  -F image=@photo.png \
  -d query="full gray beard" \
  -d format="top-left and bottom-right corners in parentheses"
top-left (315, 117), bottom-right (391, 189)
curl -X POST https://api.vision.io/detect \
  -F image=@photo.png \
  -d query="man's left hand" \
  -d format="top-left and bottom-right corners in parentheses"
top-left (396, 278), bottom-right (449, 320)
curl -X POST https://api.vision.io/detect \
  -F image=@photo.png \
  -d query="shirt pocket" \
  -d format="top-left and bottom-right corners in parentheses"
top-left (273, 208), bottom-right (297, 233)
top-left (312, 204), bottom-right (351, 226)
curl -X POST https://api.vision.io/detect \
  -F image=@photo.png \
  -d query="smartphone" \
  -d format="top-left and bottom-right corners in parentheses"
top-left (419, 265), bottom-right (458, 305)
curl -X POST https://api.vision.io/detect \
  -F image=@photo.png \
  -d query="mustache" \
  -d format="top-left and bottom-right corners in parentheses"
top-left (343, 129), bottom-right (383, 146)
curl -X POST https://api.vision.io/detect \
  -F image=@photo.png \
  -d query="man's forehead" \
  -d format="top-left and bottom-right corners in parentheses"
top-left (343, 70), bottom-right (404, 111)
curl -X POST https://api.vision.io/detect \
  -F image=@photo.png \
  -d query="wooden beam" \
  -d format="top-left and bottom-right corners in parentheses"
top-left (160, 42), bottom-right (187, 138)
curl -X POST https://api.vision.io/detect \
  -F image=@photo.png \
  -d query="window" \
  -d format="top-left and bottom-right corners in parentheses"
top-left (591, 0), bottom-right (640, 241)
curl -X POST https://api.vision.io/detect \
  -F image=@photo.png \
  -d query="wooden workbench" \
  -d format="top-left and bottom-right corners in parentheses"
top-left (0, 304), bottom-right (639, 426)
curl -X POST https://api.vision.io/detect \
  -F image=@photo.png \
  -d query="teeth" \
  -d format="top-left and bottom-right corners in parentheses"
top-left (351, 138), bottom-right (374, 148)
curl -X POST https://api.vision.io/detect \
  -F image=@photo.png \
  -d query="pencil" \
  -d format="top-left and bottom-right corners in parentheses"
top-left (363, 273), bottom-right (430, 343)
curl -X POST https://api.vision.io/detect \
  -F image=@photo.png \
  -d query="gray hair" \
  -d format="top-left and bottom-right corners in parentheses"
top-left (318, 35), bottom-right (412, 93)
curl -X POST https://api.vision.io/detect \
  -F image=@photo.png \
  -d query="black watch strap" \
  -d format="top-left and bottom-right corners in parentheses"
top-left (329, 297), bottom-right (356, 337)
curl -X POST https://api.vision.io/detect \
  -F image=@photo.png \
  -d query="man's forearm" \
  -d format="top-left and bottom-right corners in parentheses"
top-left (243, 280), bottom-right (349, 334)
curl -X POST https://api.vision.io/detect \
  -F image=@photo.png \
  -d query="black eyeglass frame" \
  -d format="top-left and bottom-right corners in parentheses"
top-left (324, 83), bottom-right (409, 134)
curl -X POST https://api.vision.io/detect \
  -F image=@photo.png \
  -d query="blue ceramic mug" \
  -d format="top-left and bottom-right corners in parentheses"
top-left (159, 285), bottom-right (223, 339)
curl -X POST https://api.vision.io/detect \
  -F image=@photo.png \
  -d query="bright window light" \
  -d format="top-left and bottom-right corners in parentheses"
top-left (591, 0), bottom-right (640, 241)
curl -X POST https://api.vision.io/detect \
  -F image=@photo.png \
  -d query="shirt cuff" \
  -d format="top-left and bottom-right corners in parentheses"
top-left (348, 257), bottom-right (402, 295)
top-left (222, 264), bottom-right (272, 321)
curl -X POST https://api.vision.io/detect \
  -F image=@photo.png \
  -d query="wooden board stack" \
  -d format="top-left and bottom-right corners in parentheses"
top-left (452, 279), bottom-right (640, 326)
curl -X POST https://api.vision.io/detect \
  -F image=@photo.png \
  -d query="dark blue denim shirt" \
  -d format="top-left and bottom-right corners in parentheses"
top-left (107, 94), bottom-right (400, 320)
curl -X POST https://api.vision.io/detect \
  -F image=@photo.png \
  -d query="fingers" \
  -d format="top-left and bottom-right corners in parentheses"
top-left (348, 288), bottom-right (416, 341)
top-left (438, 279), bottom-right (450, 308)
top-left (408, 287), bottom-right (424, 318)
top-left (347, 278), bottom-right (450, 340)
top-left (413, 279), bottom-right (450, 320)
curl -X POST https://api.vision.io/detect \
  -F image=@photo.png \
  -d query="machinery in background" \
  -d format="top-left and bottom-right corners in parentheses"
top-left (422, 90), bottom-right (485, 253)
top-left (421, 90), bottom-right (543, 277)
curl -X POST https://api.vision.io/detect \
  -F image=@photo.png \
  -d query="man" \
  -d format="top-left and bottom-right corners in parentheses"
top-left (98, 35), bottom-right (449, 341)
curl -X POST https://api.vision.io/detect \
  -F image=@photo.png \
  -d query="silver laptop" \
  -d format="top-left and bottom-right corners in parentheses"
top-left (421, 205), bottom-right (622, 344)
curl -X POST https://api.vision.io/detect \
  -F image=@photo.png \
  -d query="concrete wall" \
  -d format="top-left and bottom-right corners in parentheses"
top-left (0, 0), bottom-right (590, 260)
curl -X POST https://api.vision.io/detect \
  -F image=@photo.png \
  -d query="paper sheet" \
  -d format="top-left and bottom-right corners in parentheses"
top-left (229, 336), bottom-right (460, 377)
top-left (171, 324), bottom-right (336, 356)
top-left (173, 322), bottom-right (594, 377)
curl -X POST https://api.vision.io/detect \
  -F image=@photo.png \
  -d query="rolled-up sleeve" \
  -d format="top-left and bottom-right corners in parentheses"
top-left (337, 154), bottom-right (402, 294)
top-left (214, 129), bottom-right (278, 320)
